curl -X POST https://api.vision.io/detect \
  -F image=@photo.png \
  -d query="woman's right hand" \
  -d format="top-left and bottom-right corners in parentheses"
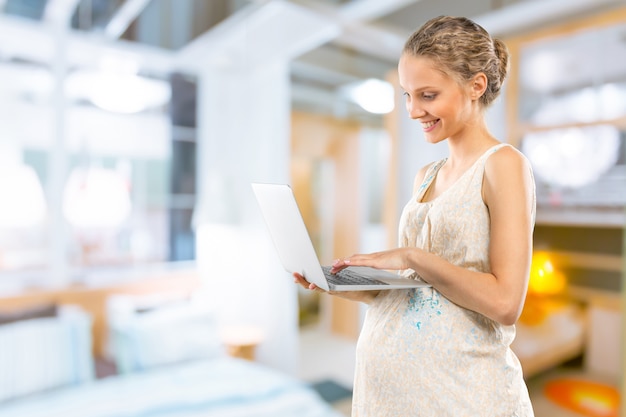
top-left (292, 272), bottom-right (381, 304)
top-left (293, 272), bottom-right (325, 292)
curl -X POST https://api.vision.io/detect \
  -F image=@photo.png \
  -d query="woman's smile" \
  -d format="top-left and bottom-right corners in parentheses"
top-left (421, 119), bottom-right (440, 132)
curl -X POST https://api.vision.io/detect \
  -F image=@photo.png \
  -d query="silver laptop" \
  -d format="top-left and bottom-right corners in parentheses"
top-left (251, 182), bottom-right (430, 291)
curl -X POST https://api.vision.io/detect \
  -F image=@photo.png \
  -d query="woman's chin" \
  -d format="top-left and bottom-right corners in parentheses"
top-left (423, 135), bottom-right (446, 144)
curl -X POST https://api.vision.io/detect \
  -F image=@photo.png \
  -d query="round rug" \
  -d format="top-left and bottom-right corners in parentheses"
top-left (544, 378), bottom-right (619, 417)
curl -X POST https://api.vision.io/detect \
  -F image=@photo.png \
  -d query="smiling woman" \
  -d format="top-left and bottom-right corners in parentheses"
top-left (294, 15), bottom-right (537, 417)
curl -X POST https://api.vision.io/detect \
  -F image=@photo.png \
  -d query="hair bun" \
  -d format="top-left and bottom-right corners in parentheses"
top-left (492, 38), bottom-right (510, 87)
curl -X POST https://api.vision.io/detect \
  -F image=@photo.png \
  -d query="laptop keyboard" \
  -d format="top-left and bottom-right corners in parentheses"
top-left (321, 266), bottom-right (389, 286)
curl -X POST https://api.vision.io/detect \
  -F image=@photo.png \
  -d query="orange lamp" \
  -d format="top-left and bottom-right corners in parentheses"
top-left (528, 252), bottom-right (566, 296)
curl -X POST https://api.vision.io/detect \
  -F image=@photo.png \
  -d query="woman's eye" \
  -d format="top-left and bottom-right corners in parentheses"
top-left (422, 93), bottom-right (436, 100)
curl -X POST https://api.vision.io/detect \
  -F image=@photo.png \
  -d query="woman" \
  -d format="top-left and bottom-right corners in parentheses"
top-left (295, 16), bottom-right (536, 416)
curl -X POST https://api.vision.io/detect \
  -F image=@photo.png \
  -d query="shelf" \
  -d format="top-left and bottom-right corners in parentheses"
top-left (520, 116), bottom-right (626, 135)
top-left (543, 250), bottom-right (623, 273)
top-left (535, 206), bottom-right (625, 228)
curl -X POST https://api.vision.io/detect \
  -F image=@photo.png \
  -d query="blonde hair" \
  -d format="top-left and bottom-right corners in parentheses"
top-left (402, 16), bottom-right (509, 107)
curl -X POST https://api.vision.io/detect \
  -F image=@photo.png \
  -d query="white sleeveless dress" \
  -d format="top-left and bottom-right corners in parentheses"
top-left (352, 144), bottom-right (535, 417)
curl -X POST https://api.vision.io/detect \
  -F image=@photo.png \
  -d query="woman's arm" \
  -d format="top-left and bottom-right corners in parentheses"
top-left (292, 163), bottom-right (434, 305)
top-left (332, 146), bottom-right (535, 325)
top-left (413, 144), bottom-right (533, 324)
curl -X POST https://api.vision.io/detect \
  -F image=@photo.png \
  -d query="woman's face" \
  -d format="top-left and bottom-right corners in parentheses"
top-left (398, 54), bottom-right (476, 144)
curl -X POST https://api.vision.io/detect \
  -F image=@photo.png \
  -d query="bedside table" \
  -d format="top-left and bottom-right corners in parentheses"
top-left (219, 325), bottom-right (264, 361)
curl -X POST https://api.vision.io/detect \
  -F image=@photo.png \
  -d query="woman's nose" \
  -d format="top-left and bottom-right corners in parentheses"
top-left (406, 102), bottom-right (426, 119)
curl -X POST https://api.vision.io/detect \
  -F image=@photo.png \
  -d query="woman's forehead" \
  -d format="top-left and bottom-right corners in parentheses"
top-left (398, 54), bottom-right (450, 87)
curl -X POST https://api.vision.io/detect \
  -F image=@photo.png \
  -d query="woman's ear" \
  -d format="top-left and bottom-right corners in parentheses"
top-left (470, 73), bottom-right (488, 101)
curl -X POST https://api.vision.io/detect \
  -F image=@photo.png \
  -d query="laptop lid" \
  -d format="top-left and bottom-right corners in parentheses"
top-left (251, 182), bottom-right (331, 290)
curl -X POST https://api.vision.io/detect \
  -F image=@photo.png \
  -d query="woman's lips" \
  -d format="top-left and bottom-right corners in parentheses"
top-left (421, 119), bottom-right (440, 132)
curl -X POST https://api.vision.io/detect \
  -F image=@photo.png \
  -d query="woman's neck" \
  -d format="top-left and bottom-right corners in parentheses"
top-left (445, 121), bottom-right (498, 171)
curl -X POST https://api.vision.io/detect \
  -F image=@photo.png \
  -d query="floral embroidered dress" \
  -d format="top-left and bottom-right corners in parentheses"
top-left (352, 144), bottom-right (534, 417)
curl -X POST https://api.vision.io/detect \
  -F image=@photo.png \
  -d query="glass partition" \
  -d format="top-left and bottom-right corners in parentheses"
top-left (0, 56), bottom-right (195, 291)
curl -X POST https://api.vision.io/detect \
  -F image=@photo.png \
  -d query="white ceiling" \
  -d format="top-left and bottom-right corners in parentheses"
top-left (1, 0), bottom-right (625, 122)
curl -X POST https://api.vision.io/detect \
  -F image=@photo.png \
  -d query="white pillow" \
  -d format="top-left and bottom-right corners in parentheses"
top-left (108, 297), bottom-right (224, 373)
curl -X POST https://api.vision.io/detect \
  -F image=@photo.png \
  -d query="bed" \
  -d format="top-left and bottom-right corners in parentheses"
top-left (0, 356), bottom-right (344, 417)
top-left (512, 298), bottom-right (587, 379)
top-left (0, 296), bottom-right (344, 417)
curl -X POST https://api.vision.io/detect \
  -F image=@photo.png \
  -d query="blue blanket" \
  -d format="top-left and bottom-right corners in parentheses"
top-left (0, 357), bottom-right (345, 417)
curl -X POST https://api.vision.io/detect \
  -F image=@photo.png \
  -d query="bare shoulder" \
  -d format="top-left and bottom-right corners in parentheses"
top-left (483, 143), bottom-right (535, 203)
top-left (484, 144), bottom-right (532, 179)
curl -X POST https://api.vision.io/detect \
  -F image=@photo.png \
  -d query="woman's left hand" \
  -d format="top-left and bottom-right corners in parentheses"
top-left (330, 248), bottom-right (413, 274)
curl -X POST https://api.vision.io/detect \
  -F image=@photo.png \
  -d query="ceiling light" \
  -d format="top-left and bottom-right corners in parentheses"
top-left (65, 70), bottom-right (171, 114)
top-left (521, 125), bottom-right (620, 189)
top-left (522, 51), bottom-right (562, 93)
top-left (341, 78), bottom-right (394, 114)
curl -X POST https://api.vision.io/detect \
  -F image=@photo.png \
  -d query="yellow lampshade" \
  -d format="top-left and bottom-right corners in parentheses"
top-left (528, 252), bottom-right (566, 296)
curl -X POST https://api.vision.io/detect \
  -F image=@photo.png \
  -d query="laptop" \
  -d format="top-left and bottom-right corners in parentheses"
top-left (251, 182), bottom-right (431, 291)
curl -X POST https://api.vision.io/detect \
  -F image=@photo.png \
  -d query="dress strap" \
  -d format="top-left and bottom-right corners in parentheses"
top-left (475, 143), bottom-right (511, 170)
top-left (416, 158), bottom-right (446, 201)
top-left (485, 143), bottom-right (510, 158)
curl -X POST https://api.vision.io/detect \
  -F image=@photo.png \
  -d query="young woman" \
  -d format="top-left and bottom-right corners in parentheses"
top-left (295, 16), bottom-right (536, 416)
